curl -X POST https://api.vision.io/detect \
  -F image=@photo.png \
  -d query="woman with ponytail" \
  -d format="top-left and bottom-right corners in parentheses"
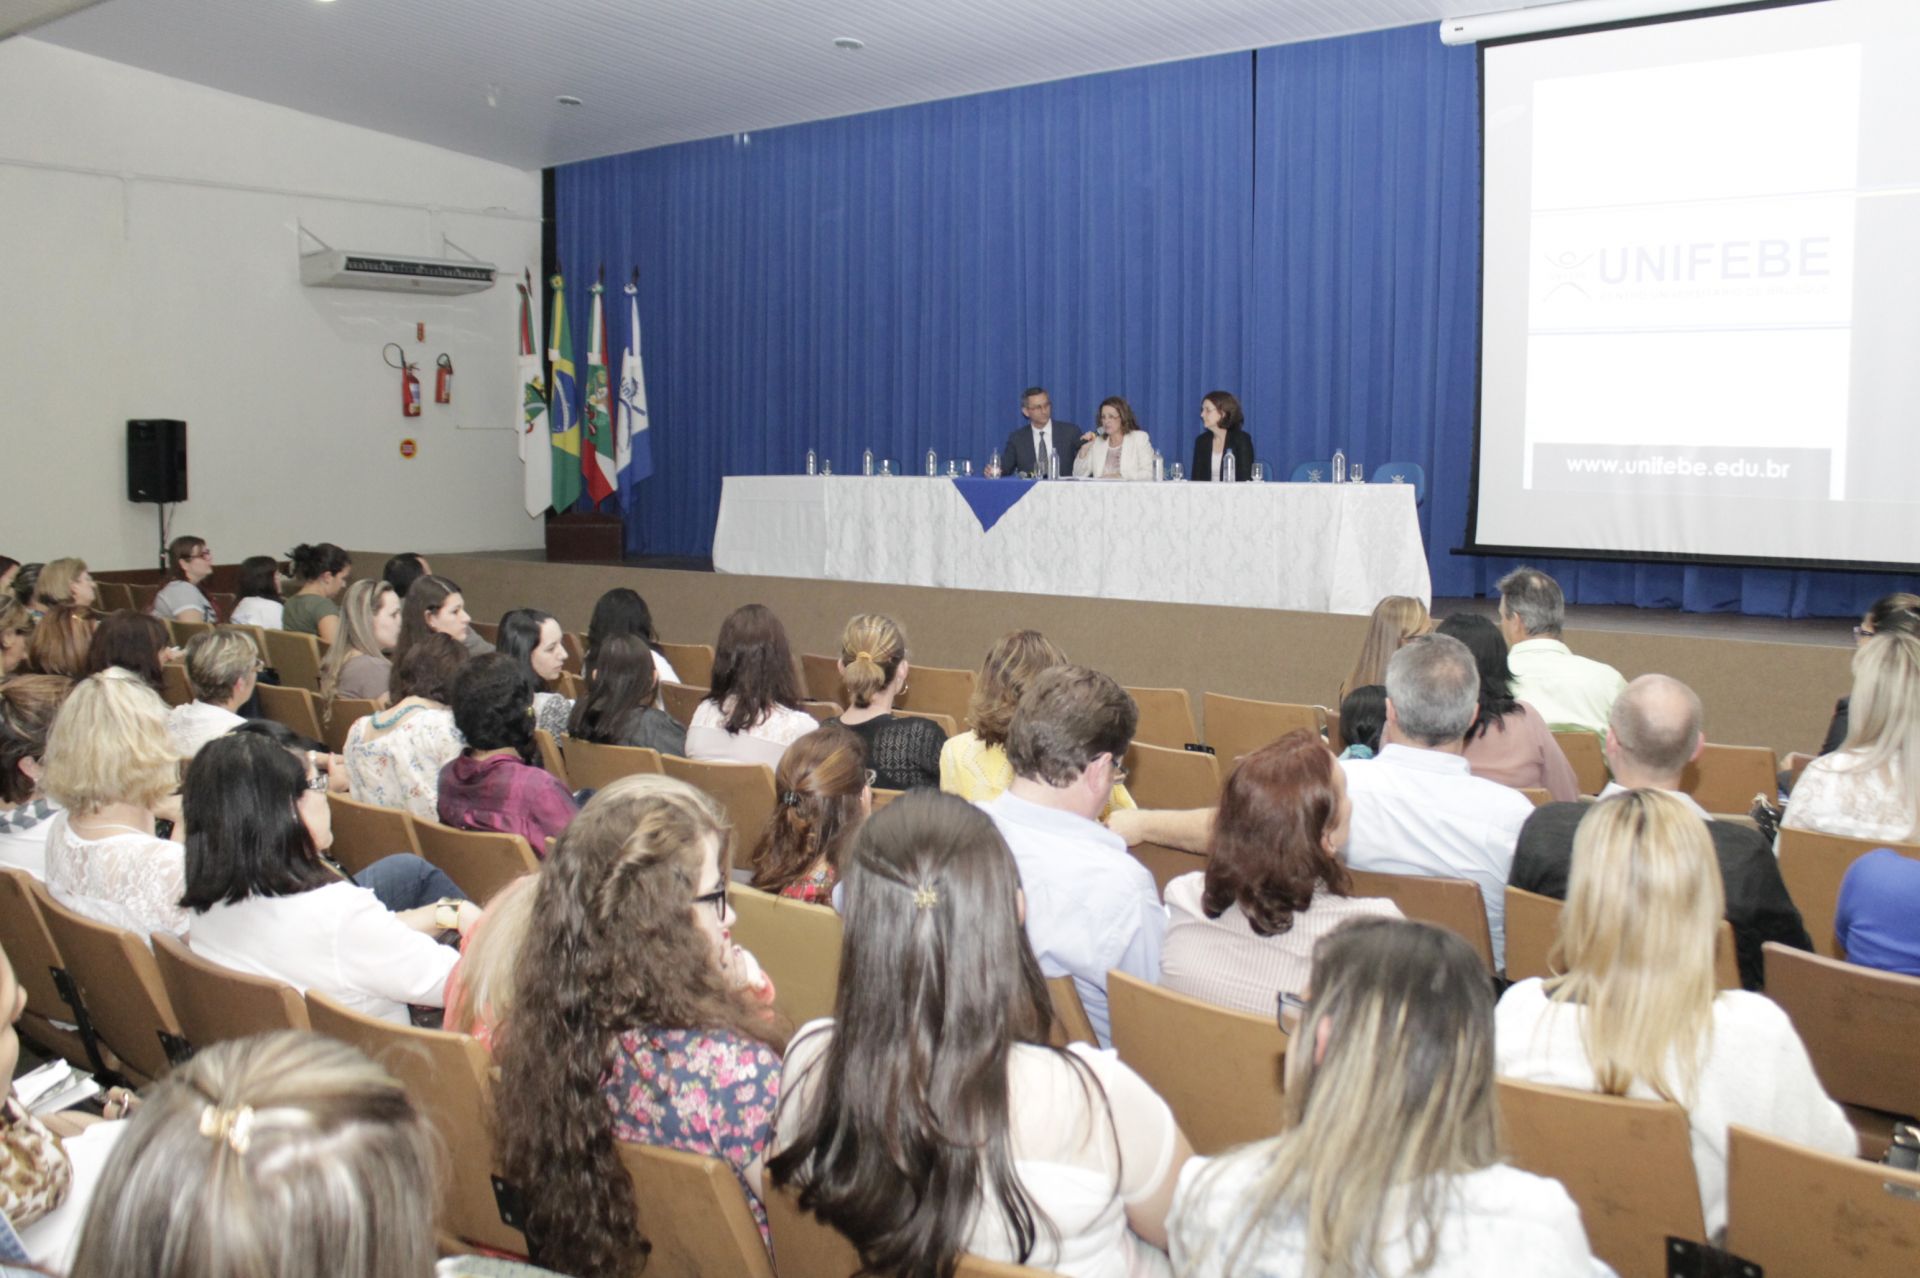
top-left (751, 724), bottom-right (870, 903)
top-left (827, 612), bottom-right (945, 790)
top-left (281, 543), bottom-right (353, 645)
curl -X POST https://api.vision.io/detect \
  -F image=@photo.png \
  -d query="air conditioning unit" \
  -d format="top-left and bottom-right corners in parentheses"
top-left (300, 249), bottom-right (497, 295)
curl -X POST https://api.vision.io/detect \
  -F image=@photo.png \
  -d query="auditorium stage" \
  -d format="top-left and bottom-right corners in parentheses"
top-left (384, 548), bottom-right (1854, 758)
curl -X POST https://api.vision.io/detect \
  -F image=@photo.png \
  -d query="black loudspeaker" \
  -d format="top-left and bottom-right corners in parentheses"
top-left (127, 419), bottom-right (188, 503)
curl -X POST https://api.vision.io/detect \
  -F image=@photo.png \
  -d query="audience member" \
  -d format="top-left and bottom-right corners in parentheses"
top-left (1339, 595), bottom-right (1430, 703)
top-left (687, 603), bottom-right (817, 766)
top-left (1783, 630), bottom-right (1920, 843)
top-left (39, 669), bottom-right (189, 940)
top-left (1172, 919), bottom-right (1603, 1278)
top-left (166, 629), bottom-right (258, 758)
top-left (226, 554), bottom-right (285, 629)
top-left (567, 632), bottom-right (686, 755)
top-left (0, 675), bottom-right (74, 877)
top-left (10, 564), bottom-right (42, 612)
top-left (1341, 633), bottom-right (1532, 969)
top-left (0, 940), bottom-right (85, 1262)
top-left (0, 599), bottom-right (30, 676)
top-left (773, 791), bottom-right (1193, 1277)
top-left (1834, 848), bottom-right (1920, 977)
top-left (391, 573), bottom-right (480, 670)
top-left (1335, 683), bottom-right (1386, 759)
top-left (497, 607), bottom-right (574, 737)
top-left (443, 871), bottom-right (539, 1052)
top-left (26, 604), bottom-right (93, 678)
top-left (827, 612), bottom-right (944, 790)
top-left (0, 556), bottom-right (18, 600)
top-left (1497, 789), bottom-right (1854, 1233)
top-left (281, 542), bottom-right (353, 645)
top-left (1437, 612), bottom-right (1579, 800)
top-left (437, 653), bottom-right (575, 850)
top-left (1188, 390), bottom-right (1254, 483)
top-left (81, 610), bottom-right (171, 693)
top-left (1071, 395), bottom-right (1155, 480)
top-left (1512, 674), bottom-right (1809, 989)
top-left (151, 536), bottom-right (217, 622)
top-left (67, 1032), bottom-right (441, 1278)
top-left (381, 551), bottom-right (431, 598)
top-left (33, 558), bottom-right (96, 613)
top-left (343, 633), bottom-right (466, 821)
top-left (318, 579), bottom-right (400, 708)
top-left (181, 733), bottom-right (478, 1023)
top-left (981, 665), bottom-right (1158, 1048)
top-left (941, 629), bottom-right (1137, 817)
top-left (585, 585), bottom-right (680, 684)
top-left (496, 775), bottom-right (786, 1271)
top-left (750, 724), bottom-right (869, 903)
top-left (1496, 567), bottom-right (1626, 735)
top-left (1161, 731), bottom-right (1400, 1016)
top-left (1815, 592), bottom-right (1920, 756)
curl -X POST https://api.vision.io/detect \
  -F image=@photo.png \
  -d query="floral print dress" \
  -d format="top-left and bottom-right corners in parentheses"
top-left (601, 1025), bottom-right (782, 1248)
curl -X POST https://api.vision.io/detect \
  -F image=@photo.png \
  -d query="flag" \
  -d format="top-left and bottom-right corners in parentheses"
top-left (516, 270), bottom-right (551, 517)
top-left (547, 270), bottom-right (582, 512)
top-left (617, 276), bottom-right (653, 492)
top-left (581, 275), bottom-right (617, 505)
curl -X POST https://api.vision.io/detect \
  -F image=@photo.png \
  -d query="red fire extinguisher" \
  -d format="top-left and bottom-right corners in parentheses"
top-left (434, 353), bottom-right (453, 405)
top-left (384, 344), bottom-right (423, 418)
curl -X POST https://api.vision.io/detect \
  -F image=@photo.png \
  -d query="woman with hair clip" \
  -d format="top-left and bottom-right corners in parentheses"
top-left (151, 536), bottom-right (217, 623)
top-left (1172, 919), bottom-right (1604, 1278)
top-left (66, 1031), bottom-right (443, 1278)
top-left (318, 579), bottom-right (401, 708)
top-left (752, 724), bottom-right (870, 903)
top-left (686, 603), bottom-right (817, 766)
top-left (281, 543), bottom-right (353, 645)
top-left (1782, 629), bottom-right (1920, 843)
top-left (828, 612), bottom-right (945, 790)
top-left (585, 585), bottom-right (680, 684)
top-left (496, 774), bottom-right (783, 1273)
top-left (389, 574), bottom-right (475, 672)
top-left (82, 611), bottom-right (172, 693)
top-left (1187, 391), bottom-right (1254, 484)
top-left (1073, 397), bottom-right (1155, 481)
top-left (226, 555), bottom-right (285, 630)
top-left (773, 790), bottom-right (1193, 1278)
top-left (567, 632), bottom-right (686, 756)
top-left (1497, 789), bottom-right (1854, 1235)
top-left (1160, 731), bottom-right (1399, 1017)
top-left (496, 607), bottom-right (574, 737)
top-left (1338, 596), bottom-right (1431, 704)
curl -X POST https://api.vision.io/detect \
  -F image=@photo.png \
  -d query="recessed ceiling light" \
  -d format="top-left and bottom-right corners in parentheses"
top-left (556, 94), bottom-right (583, 107)
top-left (832, 36), bottom-right (864, 51)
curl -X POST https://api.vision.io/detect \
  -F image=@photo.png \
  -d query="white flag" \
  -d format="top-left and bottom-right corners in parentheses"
top-left (617, 281), bottom-right (653, 486)
top-left (516, 270), bottom-right (551, 517)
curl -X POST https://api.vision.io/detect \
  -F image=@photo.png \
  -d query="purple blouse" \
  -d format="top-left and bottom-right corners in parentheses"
top-left (435, 753), bottom-right (576, 852)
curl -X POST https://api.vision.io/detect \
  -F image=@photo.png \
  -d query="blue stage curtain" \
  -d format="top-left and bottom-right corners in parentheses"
top-left (554, 53), bottom-right (1254, 561)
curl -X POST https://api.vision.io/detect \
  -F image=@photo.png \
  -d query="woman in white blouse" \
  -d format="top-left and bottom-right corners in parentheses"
top-left (180, 732), bottom-right (478, 1024)
top-left (1497, 790), bottom-right (1855, 1235)
top-left (686, 604), bottom-right (817, 767)
top-left (343, 633), bottom-right (467, 822)
top-left (37, 669), bottom-right (190, 941)
top-left (1781, 629), bottom-right (1920, 844)
top-left (1072, 397), bottom-right (1155, 481)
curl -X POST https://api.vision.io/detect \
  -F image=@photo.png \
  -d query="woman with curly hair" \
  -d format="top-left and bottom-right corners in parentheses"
top-left (436, 653), bottom-right (575, 851)
top-left (751, 724), bottom-right (870, 903)
top-left (495, 774), bottom-right (785, 1274)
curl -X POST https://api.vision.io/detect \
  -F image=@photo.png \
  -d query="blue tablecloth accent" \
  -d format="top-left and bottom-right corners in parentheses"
top-left (951, 477), bottom-right (1039, 532)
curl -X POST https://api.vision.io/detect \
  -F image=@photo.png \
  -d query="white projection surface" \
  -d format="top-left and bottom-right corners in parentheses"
top-left (1474, 0), bottom-right (1920, 567)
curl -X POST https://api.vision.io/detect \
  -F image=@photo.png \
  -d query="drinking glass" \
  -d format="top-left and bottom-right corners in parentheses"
top-left (1170, 462), bottom-right (1185, 481)
top-left (1350, 464), bottom-right (1365, 483)
top-left (1250, 461), bottom-right (1266, 483)
top-left (961, 459), bottom-right (973, 477)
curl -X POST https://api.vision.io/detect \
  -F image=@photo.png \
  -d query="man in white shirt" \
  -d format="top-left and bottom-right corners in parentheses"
top-left (166, 628), bottom-right (258, 758)
top-left (1496, 566), bottom-right (1628, 735)
top-left (981, 665), bottom-right (1162, 1047)
top-left (998, 386), bottom-right (1083, 478)
top-left (1342, 633), bottom-right (1534, 969)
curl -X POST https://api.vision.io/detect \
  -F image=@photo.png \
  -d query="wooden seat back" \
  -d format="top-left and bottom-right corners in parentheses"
top-left (657, 641), bottom-right (715, 688)
top-left (410, 820), bottom-right (538, 905)
top-left (1725, 1124), bottom-right (1920, 1278)
top-left (559, 738), bottom-right (664, 791)
top-left (1677, 742), bottom-right (1777, 818)
top-left (0, 868), bottom-right (94, 1069)
top-left (614, 1142), bottom-right (775, 1278)
top-left (1122, 741), bottom-right (1222, 811)
top-left (1551, 730), bottom-right (1609, 795)
top-left (800, 653), bottom-right (842, 703)
top-left (324, 695), bottom-right (379, 754)
top-left (1762, 941), bottom-right (1920, 1121)
top-left (325, 792), bottom-right (422, 876)
top-left (1106, 970), bottom-right (1286, 1155)
top-left (800, 700), bottom-right (844, 724)
top-left (262, 627), bottom-right (323, 692)
top-left (660, 756), bottom-right (778, 852)
top-left (1046, 974), bottom-right (1099, 1047)
top-left (1505, 886), bottom-right (1740, 989)
top-left (531, 727), bottom-right (571, 786)
top-left (1124, 838), bottom-right (1207, 898)
top-left (1346, 869), bottom-right (1495, 974)
top-left (660, 681), bottom-right (709, 727)
top-left (257, 683), bottom-right (325, 742)
top-left (894, 664), bottom-right (976, 728)
top-left (1124, 686), bottom-right (1199, 750)
top-left (764, 1189), bottom-right (1059, 1278)
top-left (28, 879), bottom-right (186, 1083)
top-left (1497, 1078), bottom-right (1705, 1278)
top-left (151, 932), bottom-right (309, 1045)
top-left (95, 581), bottom-right (135, 612)
top-left (727, 883), bottom-right (842, 1027)
top-left (1776, 827), bottom-right (1920, 959)
top-left (159, 662), bottom-right (193, 707)
top-left (897, 708), bottom-right (959, 737)
top-left (1202, 693), bottom-right (1321, 768)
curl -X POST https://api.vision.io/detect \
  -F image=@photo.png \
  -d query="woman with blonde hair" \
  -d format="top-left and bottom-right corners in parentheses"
top-left (443, 871), bottom-right (540, 1052)
top-left (1173, 918), bottom-right (1601, 1277)
top-left (0, 597), bottom-right (32, 676)
top-left (32, 558), bottom-right (97, 614)
top-left (496, 773), bottom-right (785, 1274)
top-left (1338, 596), bottom-right (1431, 703)
top-left (39, 667), bottom-right (189, 940)
top-left (67, 1031), bottom-right (439, 1278)
top-left (940, 629), bottom-right (1137, 816)
top-left (319, 578), bottom-right (402, 709)
top-left (1496, 789), bottom-right (1853, 1234)
top-left (828, 612), bottom-right (944, 790)
top-left (752, 724), bottom-right (870, 903)
top-left (1781, 629), bottom-right (1920, 842)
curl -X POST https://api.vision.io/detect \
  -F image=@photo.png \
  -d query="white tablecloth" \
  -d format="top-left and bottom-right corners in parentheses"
top-left (711, 476), bottom-right (1430, 615)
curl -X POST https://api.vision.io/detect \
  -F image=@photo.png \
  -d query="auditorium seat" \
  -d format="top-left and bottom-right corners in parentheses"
top-left (0, 868), bottom-right (97, 1071)
top-left (1124, 838), bottom-right (1207, 898)
top-left (560, 631), bottom-right (585, 675)
top-left (1726, 1125), bottom-right (1920, 1278)
top-left (1776, 827), bottom-right (1920, 959)
top-left (1371, 459), bottom-right (1426, 504)
top-left (727, 883), bottom-right (841, 1027)
top-left (1677, 742), bottom-right (1777, 816)
top-left (261, 627), bottom-right (323, 692)
top-left (1106, 970), bottom-right (1287, 1156)
top-left (29, 878), bottom-right (187, 1084)
top-left (800, 700), bottom-right (843, 724)
top-left (1202, 692), bottom-right (1321, 768)
top-left (256, 683), bottom-right (324, 742)
top-left (800, 653), bottom-right (841, 703)
top-left (658, 640), bottom-right (716, 688)
top-left (93, 581), bottom-right (135, 612)
top-left (660, 755), bottom-right (778, 850)
top-left (897, 708), bottom-right (959, 737)
top-left (660, 681), bottom-right (708, 726)
top-left (1047, 974), bottom-right (1098, 1047)
top-left (1506, 886), bottom-right (1739, 990)
top-left (410, 820), bottom-right (538, 905)
top-left (893, 663), bottom-right (976, 729)
top-left (1289, 460), bottom-right (1334, 483)
top-left (326, 792), bottom-right (421, 877)
top-left (151, 932), bottom-right (309, 1046)
top-left (1124, 685), bottom-right (1200, 750)
top-left (470, 621), bottom-right (499, 644)
top-left (531, 727), bottom-right (571, 786)
top-left (766, 1187), bottom-right (1066, 1278)
top-left (1122, 741), bottom-right (1222, 810)
top-left (158, 662), bottom-right (193, 707)
top-left (171, 618), bottom-right (212, 646)
top-left (870, 787), bottom-right (903, 807)
top-left (558, 737), bottom-right (663, 791)
top-left (1346, 869), bottom-right (1495, 974)
top-left (1551, 730), bottom-right (1610, 795)
top-left (1521, 786), bottom-right (1553, 807)
top-left (325, 695), bottom-right (379, 754)
top-left (617, 1142), bottom-right (774, 1278)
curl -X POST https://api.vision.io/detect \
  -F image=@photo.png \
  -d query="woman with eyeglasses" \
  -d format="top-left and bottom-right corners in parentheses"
top-left (772, 790), bottom-right (1194, 1278)
top-left (751, 724), bottom-right (870, 904)
top-left (152, 536), bottom-right (218, 623)
top-left (1171, 918), bottom-right (1604, 1278)
top-left (496, 774), bottom-right (785, 1274)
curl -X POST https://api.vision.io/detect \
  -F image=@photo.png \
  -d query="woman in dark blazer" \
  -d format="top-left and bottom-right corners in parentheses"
top-left (1189, 390), bottom-right (1255, 482)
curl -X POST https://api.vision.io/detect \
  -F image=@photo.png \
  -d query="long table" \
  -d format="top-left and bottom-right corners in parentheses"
top-left (711, 475), bottom-right (1431, 615)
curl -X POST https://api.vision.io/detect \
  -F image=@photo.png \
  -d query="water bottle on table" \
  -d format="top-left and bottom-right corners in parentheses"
top-left (862, 448), bottom-right (874, 477)
top-left (1332, 449), bottom-right (1346, 484)
top-left (1222, 452), bottom-right (1236, 484)
top-left (805, 448), bottom-right (817, 476)
top-left (926, 449), bottom-right (938, 477)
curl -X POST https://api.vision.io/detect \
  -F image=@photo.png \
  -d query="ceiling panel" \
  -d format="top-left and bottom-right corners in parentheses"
top-left (26, 0), bottom-right (1525, 169)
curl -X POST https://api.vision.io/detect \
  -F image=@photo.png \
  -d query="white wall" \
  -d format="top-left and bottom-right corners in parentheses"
top-left (0, 40), bottom-right (546, 571)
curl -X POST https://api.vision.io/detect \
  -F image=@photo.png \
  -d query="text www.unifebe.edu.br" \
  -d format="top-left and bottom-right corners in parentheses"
top-left (1560, 454), bottom-right (1795, 480)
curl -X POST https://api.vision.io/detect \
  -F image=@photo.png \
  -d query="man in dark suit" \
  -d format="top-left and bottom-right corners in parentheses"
top-left (1510, 673), bottom-right (1811, 990)
top-left (999, 386), bottom-right (1083, 477)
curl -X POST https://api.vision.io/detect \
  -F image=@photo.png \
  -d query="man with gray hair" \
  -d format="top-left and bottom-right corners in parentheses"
top-left (1496, 566), bottom-right (1627, 735)
top-left (1342, 632), bottom-right (1534, 968)
top-left (1511, 674), bottom-right (1810, 988)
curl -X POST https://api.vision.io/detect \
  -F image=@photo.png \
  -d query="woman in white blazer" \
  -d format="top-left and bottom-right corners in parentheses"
top-left (1072, 397), bottom-right (1155, 480)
